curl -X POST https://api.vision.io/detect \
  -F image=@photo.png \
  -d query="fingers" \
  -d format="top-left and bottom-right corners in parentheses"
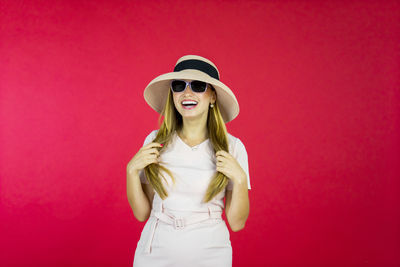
top-left (216, 156), bottom-right (225, 165)
top-left (216, 155), bottom-right (226, 172)
top-left (147, 148), bottom-right (160, 155)
top-left (215, 150), bottom-right (232, 171)
top-left (216, 159), bottom-right (228, 172)
top-left (215, 150), bottom-right (231, 164)
top-left (141, 145), bottom-right (161, 156)
top-left (143, 142), bottom-right (163, 150)
top-left (139, 142), bottom-right (163, 166)
top-left (145, 153), bottom-right (159, 164)
top-left (216, 165), bottom-right (227, 174)
top-left (145, 150), bottom-right (160, 162)
top-left (215, 150), bottom-right (231, 158)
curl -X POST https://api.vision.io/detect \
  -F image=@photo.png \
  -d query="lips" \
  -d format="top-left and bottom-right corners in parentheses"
top-left (181, 99), bottom-right (198, 109)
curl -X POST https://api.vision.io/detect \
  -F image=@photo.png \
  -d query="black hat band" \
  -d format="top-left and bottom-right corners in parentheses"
top-left (174, 59), bottom-right (219, 80)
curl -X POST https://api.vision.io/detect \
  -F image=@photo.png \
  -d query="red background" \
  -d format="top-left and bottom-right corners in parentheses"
top-left (1, 0), bottom-right (399, 266)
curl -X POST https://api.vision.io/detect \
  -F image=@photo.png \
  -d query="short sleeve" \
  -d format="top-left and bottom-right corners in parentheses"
top-left (138, 130), bottom-right (158, 184)
top-left (227, 138), bottom-right (251, 190)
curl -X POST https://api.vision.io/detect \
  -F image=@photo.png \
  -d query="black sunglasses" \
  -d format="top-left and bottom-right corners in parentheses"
top-left (170, 80), bottom-right (209, 93)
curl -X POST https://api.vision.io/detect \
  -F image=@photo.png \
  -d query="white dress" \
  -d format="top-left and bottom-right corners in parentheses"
top-left (133, 129), bottom-right (251, 267)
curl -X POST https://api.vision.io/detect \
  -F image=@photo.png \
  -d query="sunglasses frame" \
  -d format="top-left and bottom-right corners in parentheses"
top-left (170, 80), bottom-right (209, 93)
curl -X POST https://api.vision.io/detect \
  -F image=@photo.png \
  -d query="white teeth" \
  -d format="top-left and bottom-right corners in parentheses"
top-left (182, 100), bottom-right (198, 105)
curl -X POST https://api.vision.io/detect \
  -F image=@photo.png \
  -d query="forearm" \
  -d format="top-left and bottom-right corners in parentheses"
top-left (126, 171), bottom-right (151, 222)
top-left (228, 176), bottom-right (250, 230)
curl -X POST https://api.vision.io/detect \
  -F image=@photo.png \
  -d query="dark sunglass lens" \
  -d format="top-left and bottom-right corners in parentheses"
top-left (191, 81), bottom-right (207, 92)
top-left (171, 80), bottom-right (186, 92)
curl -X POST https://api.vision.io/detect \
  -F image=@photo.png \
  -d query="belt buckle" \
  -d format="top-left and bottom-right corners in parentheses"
top-left (173, 217), bottom-right (185, 230)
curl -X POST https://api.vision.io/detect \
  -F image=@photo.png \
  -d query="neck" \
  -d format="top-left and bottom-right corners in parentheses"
top-left (179, 115), bottom-right (208, 142)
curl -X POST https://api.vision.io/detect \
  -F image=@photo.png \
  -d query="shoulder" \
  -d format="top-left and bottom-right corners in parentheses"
top-left (226, 132), bottom-right (247, 156)
top-left (142, 129), bottom-right (159, 146)
top-left (226, 132), bottom-right (251, 190)
top-left (226, 132), bottom-right (237, 151)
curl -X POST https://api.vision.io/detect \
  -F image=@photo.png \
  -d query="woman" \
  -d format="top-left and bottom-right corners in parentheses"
top-left (127, 55), bottom-right (251, 267)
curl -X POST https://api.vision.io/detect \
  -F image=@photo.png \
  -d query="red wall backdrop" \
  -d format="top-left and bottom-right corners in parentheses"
top-left (1, 0), bottom-right (399, 266)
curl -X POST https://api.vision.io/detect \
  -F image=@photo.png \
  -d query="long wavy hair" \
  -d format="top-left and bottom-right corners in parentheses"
top-left (143, 85), bottom-right (230, 203)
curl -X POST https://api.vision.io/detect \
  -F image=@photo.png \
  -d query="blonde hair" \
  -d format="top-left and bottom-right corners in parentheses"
top-left (143, 86), bottom-right (230, 203)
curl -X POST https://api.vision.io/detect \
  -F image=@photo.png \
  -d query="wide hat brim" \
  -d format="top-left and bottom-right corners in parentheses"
top-left (143, 69), bottom-right (239, 123)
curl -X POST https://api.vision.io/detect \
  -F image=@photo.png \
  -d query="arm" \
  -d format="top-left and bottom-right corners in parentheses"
top-left (126, 170), bottom-right (152, 222)
top-left (126, 130), bottom-right (160, 222)
top-left (218, 137), bottom-right (251, 231)
top-left (224, 175), bottom-right (250, 231)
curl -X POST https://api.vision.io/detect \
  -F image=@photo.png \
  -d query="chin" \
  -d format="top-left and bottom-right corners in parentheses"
top-left (181, 111), bottom-right (208, 120)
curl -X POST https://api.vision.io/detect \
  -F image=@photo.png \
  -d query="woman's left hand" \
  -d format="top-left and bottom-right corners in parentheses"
top-left (215, 150), bottom-right (247, 184)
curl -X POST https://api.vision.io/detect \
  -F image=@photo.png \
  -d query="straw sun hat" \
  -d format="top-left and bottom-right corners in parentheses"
top-left (143, 55), bottom-right (239, 123)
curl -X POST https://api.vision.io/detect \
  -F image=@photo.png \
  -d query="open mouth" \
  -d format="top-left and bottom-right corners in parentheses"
top-left (181, 100), bottom-right (198, 110)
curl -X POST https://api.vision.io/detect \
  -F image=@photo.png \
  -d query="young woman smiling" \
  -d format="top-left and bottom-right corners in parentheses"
top-left (127, 55), bottom-right (251, 267)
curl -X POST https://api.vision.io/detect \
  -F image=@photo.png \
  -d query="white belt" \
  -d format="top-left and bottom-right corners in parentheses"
top-left (143, 201), bottom-right (223, 254)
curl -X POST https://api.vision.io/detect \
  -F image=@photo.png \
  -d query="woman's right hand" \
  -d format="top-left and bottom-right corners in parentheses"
top-left (127, 142), bottom-right (163, 176)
